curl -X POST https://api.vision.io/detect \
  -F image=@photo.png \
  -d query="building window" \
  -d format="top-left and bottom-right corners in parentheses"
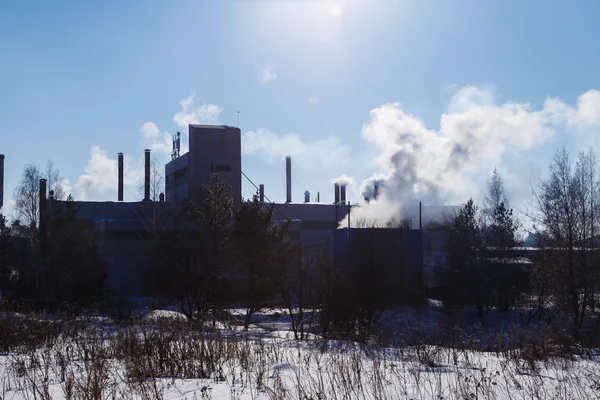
top-left (210, 164), bottom-right (231, 172)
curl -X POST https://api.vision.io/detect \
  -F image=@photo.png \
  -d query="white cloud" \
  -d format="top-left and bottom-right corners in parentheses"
top-left (308, 96), bottom-right (320, 104)
top-left (173, 93), bottom-right (222, 131)
top-left (140, 122), bottom-right (160, 139)
top-left (259, 64), bottom-right (278, 84)
top-left (242, 128), bottom-right (350, 171)
top-left (572, 89), bottom-right (600, 126)
top-left (75, 93), bottom-right (221, 201)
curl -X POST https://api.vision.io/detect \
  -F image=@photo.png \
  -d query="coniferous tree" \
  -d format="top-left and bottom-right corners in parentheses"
top-left (233, 193), bottom-right (290, 330)
top-left (149, 173), bottom-right (234, 322)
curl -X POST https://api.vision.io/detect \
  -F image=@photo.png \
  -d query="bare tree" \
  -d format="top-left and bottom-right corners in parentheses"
top-left (12, 161), bottom-right (65, 239)
top-left (137, 159), bottom-right (164, 201)
top-left (45, 159), bottom-right (66, 200)
top-left (532, 147), bottom-right (600, 336)
top-left (13, 163), bottom-right (41, 238)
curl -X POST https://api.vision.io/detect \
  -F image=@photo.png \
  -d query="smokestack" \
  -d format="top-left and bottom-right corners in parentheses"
top-left (159, 193), bottom-right (165, 203)
top-left (340, 185), bottom-right (346, 204)
top-left (259, 184), bottom-right (265, 202)
top-left (317, 192), bottom-right (320, 203)
top-left (304, 191), bottom-right (310, 203)
top-left (0, 154), bottom-right (4, 212)
top-left (419, 201), bottom-right (422, 230)
top-left (334, 183), bottom-right (340, 204)
top-left (286, 156), bottom-right (292, 203)
top-left (118, 152), bottom-right (124, 202)
top-left (144, 149), bottom-right (151, 201)
top-left (39, 178), bottom-right (47, 257)
top-left (374, 183), bottom-right (379, 200)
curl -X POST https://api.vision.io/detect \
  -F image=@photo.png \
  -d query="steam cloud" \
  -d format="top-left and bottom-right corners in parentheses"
top-left (331, 175), bottom-right (355, 187)
top-left (348, 86), bottom-right (600, 227)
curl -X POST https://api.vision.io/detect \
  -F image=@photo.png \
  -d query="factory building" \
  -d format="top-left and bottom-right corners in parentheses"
top-left (16, 124), bottom-right (425, 302)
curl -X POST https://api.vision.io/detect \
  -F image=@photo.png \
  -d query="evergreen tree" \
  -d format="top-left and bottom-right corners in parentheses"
top-left (233, 193), bottom-right (290, 330)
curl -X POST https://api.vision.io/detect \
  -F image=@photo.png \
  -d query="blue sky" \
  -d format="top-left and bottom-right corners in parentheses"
top-left (2, 0), bottom-right (600, 217)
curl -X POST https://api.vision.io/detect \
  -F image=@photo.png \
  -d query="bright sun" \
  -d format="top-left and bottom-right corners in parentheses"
top-left (329, 3), bottom-right (345, 18)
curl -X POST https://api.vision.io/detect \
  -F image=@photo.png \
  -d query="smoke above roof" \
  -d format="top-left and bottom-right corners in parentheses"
top-left (346, 85), bottom-right (600, 227)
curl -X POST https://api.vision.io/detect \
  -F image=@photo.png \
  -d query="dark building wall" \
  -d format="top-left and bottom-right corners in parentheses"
top-left (165, 152), bottom-right (189, 203)
top-left (49, 200), bottom-right (174, 300)
top-left (188, 125), bottom-right (242, 208)
top-left (334, 228), bottom-right (424, 305)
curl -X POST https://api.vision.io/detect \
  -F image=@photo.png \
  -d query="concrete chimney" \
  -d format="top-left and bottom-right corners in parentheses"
top-left (304, 190), bottom-right (310, 203)
top-left (286, 156), bottom-right (292, 203)
top-left (118, 152), bottom-right (124, 202)
top-left (159, 193), bottom-right (165, 203)
top-left (259, 184), bottom-right (265, 202)
top-left (334, 183), bottom-right (340, 204)
top-left (0, 154), bottom-right (4, 212)
top-left (144, 149), bottom-right (151, 201)
top-left (340, 185), bottom-right (346, 204)
top-left (374, 183), bottom-right (379, 200)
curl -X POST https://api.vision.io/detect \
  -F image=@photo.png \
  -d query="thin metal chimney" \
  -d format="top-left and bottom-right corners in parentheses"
top-left (304, 190), bottom-right (310, 203)
top-left (118, 153), bottom-right (124, 202)
top-left (259, 184), bottom-right (265, 202)
top-left (286, 156), bottom-right (292, 203)
top-left (340, 185), bottom-right (346, 204)
top-left (419, 201), bottom-right (422, 230)
top-left (317, 192), bottom-right (320, 203)
top-left (374, 183), bottom-right (379, 200)
top-left (39, 178), bottom-right (47, 258)
top-left (0, 154), bottom-right (4, 212)
top-left (144, 149), bottom-right (151, 201)
top-left (334, 183), bottom-right (340, 204)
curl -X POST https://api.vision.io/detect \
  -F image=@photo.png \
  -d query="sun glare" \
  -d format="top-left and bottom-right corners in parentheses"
top-left (330, 3), bottom-right (345, 18)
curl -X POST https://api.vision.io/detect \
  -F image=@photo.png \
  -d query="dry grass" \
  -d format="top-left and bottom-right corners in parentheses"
top-left (0, 310), bottom-right (597, 399)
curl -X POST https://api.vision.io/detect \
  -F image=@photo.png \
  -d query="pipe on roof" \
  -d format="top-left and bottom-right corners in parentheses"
top-left (144, 149), bottom-right (151, 201)
top-left (286, 156), bottom-right (292, 203)
top-left (0, 154), bottom-right (4, 212)
top-left (118, 153), bottom-right (124, 202)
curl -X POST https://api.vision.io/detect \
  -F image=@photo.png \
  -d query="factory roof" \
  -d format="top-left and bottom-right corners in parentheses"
top-left (189, 124), bottom-right (237, 129)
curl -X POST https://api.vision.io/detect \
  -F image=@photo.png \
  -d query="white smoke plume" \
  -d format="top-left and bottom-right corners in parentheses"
top-left (331, 174), bottom-right (355, 187)
top-left (348, 86), bottom-right (600, 227)
top-left (359, 173), bottom-right (387, 200)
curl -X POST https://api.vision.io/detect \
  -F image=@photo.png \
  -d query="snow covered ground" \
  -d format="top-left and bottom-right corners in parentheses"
top-left (0, 309), bottom-right (598, 399)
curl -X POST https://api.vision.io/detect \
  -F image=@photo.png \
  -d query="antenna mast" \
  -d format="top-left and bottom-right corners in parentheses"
top-left (171, 131), bottom-right (181, 160)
